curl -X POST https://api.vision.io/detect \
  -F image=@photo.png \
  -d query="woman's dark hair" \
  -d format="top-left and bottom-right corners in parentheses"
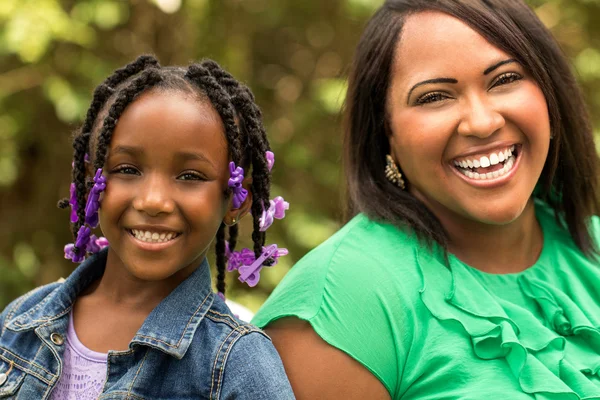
top-left (59, 55), bottom-right (272, 295)
top-left (344, 0), bottom-right (600, 254)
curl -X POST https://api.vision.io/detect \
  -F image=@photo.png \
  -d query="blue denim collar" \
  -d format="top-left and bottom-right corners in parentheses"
top-left (8, 248), bottom-right (215, 359)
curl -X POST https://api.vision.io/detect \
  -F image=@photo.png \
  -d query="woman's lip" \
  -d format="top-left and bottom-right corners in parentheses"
top-left (450, 147), bottom-right (522, 189)
top-left (127, 229), bottom-right (181, 251)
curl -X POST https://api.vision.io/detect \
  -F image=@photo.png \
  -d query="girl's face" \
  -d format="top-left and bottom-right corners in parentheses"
top-left (387, 11), bottom-right (550, 228)
top-left (98, 90), bottom-right (232, 282)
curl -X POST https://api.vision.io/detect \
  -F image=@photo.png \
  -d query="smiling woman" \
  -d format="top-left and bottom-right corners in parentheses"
top-left (252, 1), bottom-right (600, 399)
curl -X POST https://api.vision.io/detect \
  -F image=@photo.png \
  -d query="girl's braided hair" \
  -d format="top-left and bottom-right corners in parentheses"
top-left (59, 55), bottom-right (274, 295)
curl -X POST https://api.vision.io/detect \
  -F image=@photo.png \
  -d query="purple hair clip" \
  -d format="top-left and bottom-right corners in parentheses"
top-left (228, 162), bottom-right (248, 209)
top-left (237, 244), bottom-right (288, 287)
top-left (86, 235), bottom-right (110, 253)
top-left (69, 183), bottom-right (78, 223)
top-left (84, 169), bottom-right (106, 228)
top-left (227, 247), bottom-right (256, 272)
top-left (266, 151), bottom-right (275, 172)
top-left (259, 196), bottom-right (289, 232)
top-left (64, 226), bottom-right (92, 263)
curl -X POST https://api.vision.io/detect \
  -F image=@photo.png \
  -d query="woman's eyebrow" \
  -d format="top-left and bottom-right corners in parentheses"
top-left (483, 58), bottom-right (517, 75)
top-left (406, 59), bottom-right (519, 104)
top-left (407, 78), bottom-right (458, 104)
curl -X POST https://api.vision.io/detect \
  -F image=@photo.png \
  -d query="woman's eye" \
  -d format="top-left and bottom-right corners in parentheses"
top-left (416, 92), bottom-right (449, 105)
top-left (491, 72), bottom-right (522, 88)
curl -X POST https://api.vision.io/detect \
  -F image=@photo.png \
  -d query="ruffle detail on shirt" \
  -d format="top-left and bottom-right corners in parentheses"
top-left (417, 248), bottom-right (600, 399)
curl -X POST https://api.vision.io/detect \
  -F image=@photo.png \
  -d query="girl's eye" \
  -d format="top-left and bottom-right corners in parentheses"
top-left (415, 92), bottom-right (449, 105)
top-left (491, 72), bottom-right (522, 88)
top-left (178, 172), bottom-right (205, 181)
top-left (114, 166), bottom-right (139, 175)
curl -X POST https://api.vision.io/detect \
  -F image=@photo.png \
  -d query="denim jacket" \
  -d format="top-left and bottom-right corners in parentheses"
top-left (0, 249), bottom-right (294, 399)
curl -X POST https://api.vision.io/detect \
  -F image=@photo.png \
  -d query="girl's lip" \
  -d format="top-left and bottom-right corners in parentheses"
top-left (126, 229), bottom-right (181, 251)
top-left (450, 145), bottom-right (522, 189)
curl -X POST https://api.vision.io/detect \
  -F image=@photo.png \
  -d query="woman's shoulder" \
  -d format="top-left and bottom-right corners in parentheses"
top-left (253, 212), bottom-right (426, 331)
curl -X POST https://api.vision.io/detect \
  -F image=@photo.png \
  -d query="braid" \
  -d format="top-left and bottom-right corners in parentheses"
top-left (94, 69), bottom-right (163, 171)
top-left (202, 60), bottom-right (273, 261)
top-left (215, 224), bottom-right (227, 294)
top-left (185, 64), bottom-right (249, 295)
top-left (62, 55), bottom-right (160, 248)
top-left (104, 55), bottom-right (160, 89)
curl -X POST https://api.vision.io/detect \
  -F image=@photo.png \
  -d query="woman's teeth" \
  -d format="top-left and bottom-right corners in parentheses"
top-left (131, 230), bottom-right (178, 243)
top-left (453, 145), bottom-right (517, 180)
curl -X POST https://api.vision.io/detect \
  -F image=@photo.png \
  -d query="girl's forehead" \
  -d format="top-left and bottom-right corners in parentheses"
top-left (107, 91), bottom-right (228, 161)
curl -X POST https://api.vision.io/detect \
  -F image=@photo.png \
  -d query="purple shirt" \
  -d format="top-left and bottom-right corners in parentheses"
top-left (50, 312), bottom-right (108, 400)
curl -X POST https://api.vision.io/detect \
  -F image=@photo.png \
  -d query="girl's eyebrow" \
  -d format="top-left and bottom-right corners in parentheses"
top-left (175, 151), bottom-right (215, 168)
top-left (405, 58), bottom-right (518, 104)
top-left (110, 145), bottom-right (143, 157)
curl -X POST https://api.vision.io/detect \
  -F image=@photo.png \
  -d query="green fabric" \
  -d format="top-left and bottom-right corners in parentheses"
top-left (252, 200), bottom-right (600, 399)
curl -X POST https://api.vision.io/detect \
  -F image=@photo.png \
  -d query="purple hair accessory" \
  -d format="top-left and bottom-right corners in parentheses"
top-left (266, 151), bottom-right (275, 172)
top-left (86, 235), bottom-right (101, 254)
top-left (69, 183), bottom-right (78, 223)
top-left (227, 248), bottom-right (256, 272)
top-left (259, 196), bottom-right (289, 232)
top-left (64, 226), bottom-right (91, 263)
top-left (228, 162), bottom-right (248, 209)
top-left (238, 244), bottom-right (288, 287)
top-left (96, 236), bottom-right (109, 249)
top-left (84, 169), bottom-right (106, 228)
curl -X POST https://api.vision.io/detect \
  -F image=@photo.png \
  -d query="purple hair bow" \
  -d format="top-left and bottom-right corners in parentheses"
top-left (259, 196), bottom-right (289, 232)
top-left (237, 244), bottom-right (288, 287)
top-left (266, 151), bottom-right (275, 172)
top-left (84, 169), bottom-right (106, 228)
top-left (228, 162), bottom-right (248, 209)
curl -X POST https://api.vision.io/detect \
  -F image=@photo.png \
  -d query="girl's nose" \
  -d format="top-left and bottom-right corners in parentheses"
top-left (457, 95), bottom-right (505, 138)
top-left (132, 175), bottom-right (175, 216)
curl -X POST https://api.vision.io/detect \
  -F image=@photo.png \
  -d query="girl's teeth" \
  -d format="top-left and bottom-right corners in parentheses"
top-left (132, 230), bottom-right (178, 243)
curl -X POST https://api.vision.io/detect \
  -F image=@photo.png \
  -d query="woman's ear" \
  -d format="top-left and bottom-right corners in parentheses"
top-left (223, 176), bottom-right (253, 226)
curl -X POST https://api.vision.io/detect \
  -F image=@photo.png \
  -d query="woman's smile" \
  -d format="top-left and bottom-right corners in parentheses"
top-left (450, 144), bottom-right (521, 188)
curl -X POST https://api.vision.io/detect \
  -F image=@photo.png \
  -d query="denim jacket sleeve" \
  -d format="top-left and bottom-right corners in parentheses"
top-left (219, 330), bottom-right (295, 400)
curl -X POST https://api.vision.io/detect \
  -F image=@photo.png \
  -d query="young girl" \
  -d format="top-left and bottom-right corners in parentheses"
top-left (0, 56), bottom-right (294, 399)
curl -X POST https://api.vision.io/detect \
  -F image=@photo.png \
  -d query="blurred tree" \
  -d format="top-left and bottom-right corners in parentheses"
top-left (0, 0), bottom-right (599, 310)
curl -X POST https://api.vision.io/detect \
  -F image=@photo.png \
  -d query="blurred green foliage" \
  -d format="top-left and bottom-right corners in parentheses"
top-left (0, 0), bottom-right (599, 311)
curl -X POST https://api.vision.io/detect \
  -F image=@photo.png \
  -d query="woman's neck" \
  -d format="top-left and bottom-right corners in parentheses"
top-left (438, 198), bottom-right (544, 274)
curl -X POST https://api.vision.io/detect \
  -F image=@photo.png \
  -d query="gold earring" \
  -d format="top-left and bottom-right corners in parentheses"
top-left (385, 155), bottom-right (406, 190)
top-left (231, 217), bottom-right (237, 225)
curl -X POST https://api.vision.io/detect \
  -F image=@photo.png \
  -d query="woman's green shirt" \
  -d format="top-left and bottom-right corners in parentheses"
top-left (253, 201), bottom-right (600, 399)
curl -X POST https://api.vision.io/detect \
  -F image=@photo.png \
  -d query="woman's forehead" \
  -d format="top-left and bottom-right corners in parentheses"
top-left (392, 11), bottom-right (510, 81)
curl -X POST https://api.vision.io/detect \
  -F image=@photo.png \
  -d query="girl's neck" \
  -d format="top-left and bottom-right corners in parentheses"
top-left (84, 250), bottom-right (199, 312)
top-left (439, 198), bottom-right (543, 274)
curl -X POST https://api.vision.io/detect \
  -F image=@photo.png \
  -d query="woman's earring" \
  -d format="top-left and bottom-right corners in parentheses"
top-left (385, 155), bottom-right (406, 190)
top-left (231, 217), bottom-right (237, 225)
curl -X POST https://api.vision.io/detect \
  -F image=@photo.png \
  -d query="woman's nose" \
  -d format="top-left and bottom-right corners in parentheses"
top-left (457, 95), bottom-right (505, 138)
top-left (132, 175), bottom-right (175, 216)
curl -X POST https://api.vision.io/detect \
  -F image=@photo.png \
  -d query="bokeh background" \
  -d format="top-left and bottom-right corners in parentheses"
top-left (1, 0), bottom-right (599, 311)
